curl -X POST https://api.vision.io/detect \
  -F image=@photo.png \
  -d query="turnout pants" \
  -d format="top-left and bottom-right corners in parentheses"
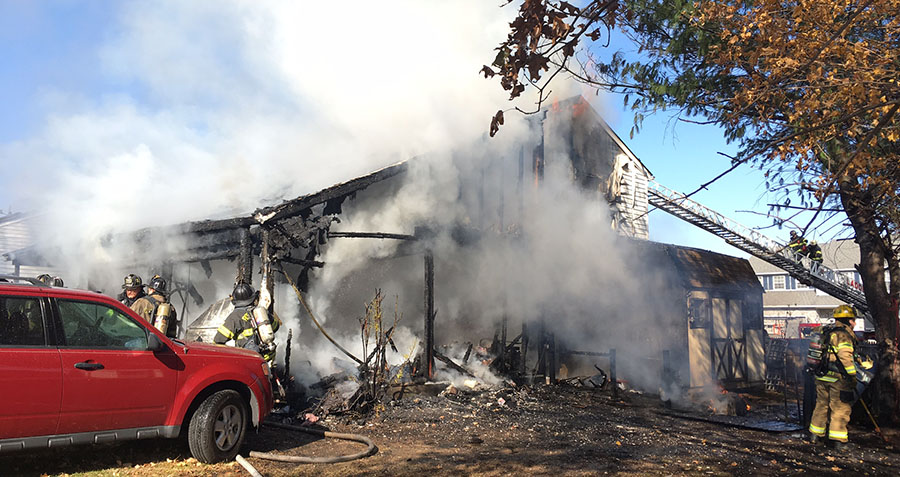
top-left (809, 378), bottom-right (854, 442)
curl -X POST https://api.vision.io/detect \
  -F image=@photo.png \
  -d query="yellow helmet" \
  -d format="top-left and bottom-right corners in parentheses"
top-left (833, 304), bottom-right (857, 319)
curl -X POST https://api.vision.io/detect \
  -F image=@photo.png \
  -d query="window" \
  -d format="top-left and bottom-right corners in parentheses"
top-left (773, 275), bottom-right (786, 290)
top-left (742, 300), bottom-right (762, 329)
top-left (0, 296), bottom-right (45, 346)
top-left (57, 300), bottom-right (148, 350)
top-left (689, 298), bottom-right (710, 329)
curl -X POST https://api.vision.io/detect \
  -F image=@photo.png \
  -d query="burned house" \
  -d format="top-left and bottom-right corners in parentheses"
top-left (539, 96), bottom-right (652, 239)
top-left (2, 96), bottom-right (764, 397)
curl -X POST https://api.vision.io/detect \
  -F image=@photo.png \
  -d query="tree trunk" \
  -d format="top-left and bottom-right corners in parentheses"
top-left (839, 179), bottom-right (900, 422)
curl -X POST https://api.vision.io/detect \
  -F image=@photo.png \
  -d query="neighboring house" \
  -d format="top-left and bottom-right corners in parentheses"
top-left (748, 238), bottom-right (870, 338)
top-left (0, 213), bottom-right (57, 279)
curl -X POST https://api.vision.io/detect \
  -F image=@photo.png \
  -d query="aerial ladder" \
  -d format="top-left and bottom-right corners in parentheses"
top-left (647, 181), bottom-right (868, 313)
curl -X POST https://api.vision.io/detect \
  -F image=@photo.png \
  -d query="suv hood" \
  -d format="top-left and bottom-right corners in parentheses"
top-left (176, 340), bottom-right (262, 359)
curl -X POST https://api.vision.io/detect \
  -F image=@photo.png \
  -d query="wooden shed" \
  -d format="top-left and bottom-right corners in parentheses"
top-left (623, 239), bottom-right (766, 391)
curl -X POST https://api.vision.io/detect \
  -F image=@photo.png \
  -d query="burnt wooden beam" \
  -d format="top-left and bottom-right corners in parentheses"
top-left (520, 322), bottom-right (528, 381)
top-left (132, 161), bottom-right (407, 244)
top-left (180, 247), bottom-right (242, 263)
top-left (500, 311), bottom-right (508, 363)
top-left (434, 350), bottom-right (476, 378)
top-left (505, 333), bottom-right (522, 353)
top-left (238, 227), bottom-right (253, 284)
top-left (565, 350), bottom-right (612, 357)
top-left (199, 260), bottom-right (213, 278)
top-left (328, 232), bottom-right (416, 240)
top-left (184, 216), bottom-right (256, 234)
top-left (253, 161), bottom-right (408, 225)
top-left (424, 250), bottom-right (435, 381)
top-left (278, 256), bottom-right (325, 268)
top-left (610, 349), bottom-right (617, 399)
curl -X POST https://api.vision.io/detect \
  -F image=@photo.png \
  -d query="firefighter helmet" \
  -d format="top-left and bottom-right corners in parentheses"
top-left (790, 230), bottom-right (798, 238)
top-left (148, 274), bottom-right (167, 294)
top-left (36, 274), bottom-right (53, 285)
top-left (51, 276), bottom-right (64, 287)
top-left (231, 282), bottom-right (257, 307)
top-left (810, 240), bottom-right (818, 246)
top-left (833, 304), bottom-right (857, 320)
top-left (122, 274), bottom-right (144, 290)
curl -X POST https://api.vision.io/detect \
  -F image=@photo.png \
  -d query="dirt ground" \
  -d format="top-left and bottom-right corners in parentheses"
top-left (4, 384), bottom-right (900, 477)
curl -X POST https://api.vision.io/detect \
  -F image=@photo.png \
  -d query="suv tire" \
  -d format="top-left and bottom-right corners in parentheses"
top-left (187, 389), bottom-right (248, 463)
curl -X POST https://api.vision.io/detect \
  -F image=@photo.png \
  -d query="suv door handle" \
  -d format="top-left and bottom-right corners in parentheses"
top-left (74, 362), bottom-right (104, 371)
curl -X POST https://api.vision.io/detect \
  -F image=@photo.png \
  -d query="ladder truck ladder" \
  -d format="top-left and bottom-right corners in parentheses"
top-left (647, 181), bottom-right (868, 312)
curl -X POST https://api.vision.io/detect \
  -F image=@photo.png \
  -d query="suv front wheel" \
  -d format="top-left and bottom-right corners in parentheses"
top-left (187, 389), bottom-right (248, 463)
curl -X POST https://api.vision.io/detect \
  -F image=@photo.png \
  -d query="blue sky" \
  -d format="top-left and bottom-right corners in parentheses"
top-left (0, 1), bottom-right (812, 257)
top-left (0, 1), bottom-right (122, 143)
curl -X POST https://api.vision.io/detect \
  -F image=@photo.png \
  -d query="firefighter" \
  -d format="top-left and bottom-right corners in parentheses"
top-left (788, 230), bottom-right (808, 258)
top-left (37, 274), bottom-right (64, 287)
top-left (119, 274), bottom-right (147, 307)
top-left (133, 274), bottom-right (177, 338)
top-left (807, 241), bottom-right (823, 263)
top-left (214, 282), bottom-right (281, 363)
top-left (808, 304), bottom-right (858, 450)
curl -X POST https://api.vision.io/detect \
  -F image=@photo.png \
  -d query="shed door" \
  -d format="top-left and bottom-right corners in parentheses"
top-left (711, 298), bottom-right (747, 384)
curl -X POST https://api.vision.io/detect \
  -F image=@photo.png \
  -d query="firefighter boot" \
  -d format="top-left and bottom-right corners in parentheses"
top-left (832, 441), bottom-right (849, 452)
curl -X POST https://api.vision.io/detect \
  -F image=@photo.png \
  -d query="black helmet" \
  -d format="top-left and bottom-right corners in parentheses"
top-left (148, 274), bottom-right (167, 294)
top-left (51, 276), bottom-right (65, 287)
top-left (36, 274), bottom-right (53, 285)
top-left (231, 282), bottom-right (257, 307)
top-left (790, 230), bottom-right (798, 238)
top-left (122, 274), bottom-right (144, 290)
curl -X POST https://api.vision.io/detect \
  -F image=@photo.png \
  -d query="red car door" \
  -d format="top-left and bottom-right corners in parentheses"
top-left (0, 294), bottom-right (61, 439)
top-left (55, 299), bottom-right (178, 434)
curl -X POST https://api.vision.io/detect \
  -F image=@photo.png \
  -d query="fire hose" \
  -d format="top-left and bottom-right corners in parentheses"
top-left (248, 420), bottom-right (378, 464)
top-left (275, 266), bottom-right (364, 365)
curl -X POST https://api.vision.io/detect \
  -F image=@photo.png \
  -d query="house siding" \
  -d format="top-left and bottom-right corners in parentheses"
top-left (0, 214), bottom-right (57, 278)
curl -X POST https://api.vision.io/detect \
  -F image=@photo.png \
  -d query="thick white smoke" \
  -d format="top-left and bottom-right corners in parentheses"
top-left (0, 0), bottom-right (522, 292)
top-left (292, 113), bottom-right (682, 391)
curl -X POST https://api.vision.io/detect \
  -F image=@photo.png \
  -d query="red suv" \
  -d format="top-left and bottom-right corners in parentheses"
top-left (0, 276), bottom-right (273, 463)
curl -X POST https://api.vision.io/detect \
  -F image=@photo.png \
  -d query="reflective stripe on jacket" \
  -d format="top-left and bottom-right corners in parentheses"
top-left (214, 307), bottom-right (257, 348)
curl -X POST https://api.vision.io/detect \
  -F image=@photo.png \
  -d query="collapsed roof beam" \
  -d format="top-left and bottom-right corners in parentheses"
top-left (327, 232), bottom-right (417, 240)
top-left (253, 161), bottom-right (408, 225)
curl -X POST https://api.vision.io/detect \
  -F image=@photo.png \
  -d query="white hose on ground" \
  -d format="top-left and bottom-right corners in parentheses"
top-left (235, 454), bottom-right (264, 477)
top-left (248, 421), bottom-right (378, 464)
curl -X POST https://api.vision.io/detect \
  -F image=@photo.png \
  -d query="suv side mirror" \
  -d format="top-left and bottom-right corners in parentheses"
top-left (148, 333), bottom-right (166, 352)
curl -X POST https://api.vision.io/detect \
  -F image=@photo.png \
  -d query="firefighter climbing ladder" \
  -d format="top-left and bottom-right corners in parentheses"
top-left (647, 181), bottom-right (868, 312)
